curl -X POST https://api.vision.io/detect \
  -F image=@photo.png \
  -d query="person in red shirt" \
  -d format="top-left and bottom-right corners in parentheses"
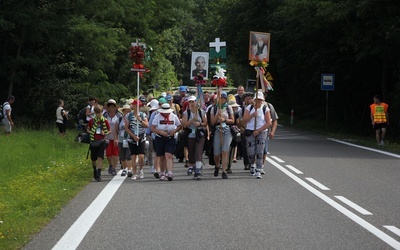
top-left (370, 95), bottom-right (389, 146)
top-left (88, 104), bottom-right (111, 181)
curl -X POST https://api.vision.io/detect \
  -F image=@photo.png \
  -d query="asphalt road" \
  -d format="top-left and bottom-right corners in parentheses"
top-left (24, 126), bottom-right (400, 250)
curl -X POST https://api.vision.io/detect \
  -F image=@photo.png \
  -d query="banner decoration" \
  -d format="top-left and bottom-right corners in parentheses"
top-left (129, 40), bottom-right (149, 78)
top-left (194, 74), bottom-right (207, 110)
top-left (211, 66), bottom-right (227, 88)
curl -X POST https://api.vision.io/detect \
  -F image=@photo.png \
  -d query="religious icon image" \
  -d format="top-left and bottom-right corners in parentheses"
top-left (191, 52), bottom-right (209, 79)
top-left (249, 31), bottom-right (270, 62)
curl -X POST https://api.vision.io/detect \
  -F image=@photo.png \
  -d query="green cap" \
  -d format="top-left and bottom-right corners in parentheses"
top-left (158, 97), bottom-right (167, 104)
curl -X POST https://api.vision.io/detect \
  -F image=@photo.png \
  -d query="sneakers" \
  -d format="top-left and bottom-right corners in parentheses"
top-left (380, 140), bottom-right (384, 146)
top-left (167, 174), bottom-right (173, 181)
top-left (139, 170), bottom-right (144, 179)
top-left (255, 171), bottom-right (262, 179)
top-left (154, 172), bottom-right (160, 179)
top-left (250, 166), bottom-right (255, 176)
top-left (132, 175), bottom-right (138, 180)
top-left (150, 166), bottom-right (155, 173)
top-left (111, 170), bottom-right (117, 176)
top-left (214, 166), bottom-right (219, 177)
top-left (159, 174), bottom-right (167, 181)
top-left (121, 170), bottom-right (127, 177)
top-left (127, 171), bottom-right (133, 177)
top-left (260, 168), bottom-right (265, 175)
top-left (227, 168), bottom-right (233, 174)
top-left (194, 169), bottom-right (201, 180)
top-left (108, 165), bottom-right (113, 174)
top-left (184, 160), bottom-right (189, 168)
top-left (187, 167), bottom-right (193, 175)
top-left (222, 172), bottom-right (228, 179)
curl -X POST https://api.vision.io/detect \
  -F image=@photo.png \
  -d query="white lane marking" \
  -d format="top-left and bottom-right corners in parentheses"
top-left (267, 158), bottom-right (400, 249)
top-left (335, 196), bottom-right (373, 215)
top-left (327, 138), bottom-right (400, 159)
top-left (285, 165), bottom-right (304, 174)
top-left (52, 172), bottom-right (126, 250)
top-left (384, 226), bottom-right (400, 237)
top-left (305, 178), bottom-right (330, 190)
top-left (270, 156), bottom-right (284, 163)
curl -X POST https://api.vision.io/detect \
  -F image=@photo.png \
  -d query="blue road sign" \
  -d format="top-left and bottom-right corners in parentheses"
top-left (321, 74), bottom-right (335, 91)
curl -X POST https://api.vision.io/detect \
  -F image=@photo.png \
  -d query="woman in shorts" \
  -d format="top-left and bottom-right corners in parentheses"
top-left (151, 103), bottom-right (182, 181)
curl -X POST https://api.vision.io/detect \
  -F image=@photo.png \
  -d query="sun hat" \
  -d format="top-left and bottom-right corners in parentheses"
top-left (118, 104), bottom-right (132, 113)
top-left (187, 96), bottom-right (196, 102)
top-left (161, 92), bottom-right (167, 97)
top-left (254, 91), bottom-right (265, 100)
top-left (147, 99), bottom-right (159, 111)
top-left (158, 103), bottom-right (173, 113)
top-left (228, 99), bottom-right (240, 108)
top-left (107, 99), bottom-right (117, 105)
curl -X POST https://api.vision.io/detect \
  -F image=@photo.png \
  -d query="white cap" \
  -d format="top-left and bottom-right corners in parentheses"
top-left (147, 99), bottom-right (159, 111)
top-left (187, 95), bottom-right (196, 102)
top-left (254, 91), bottom-right (265, 100)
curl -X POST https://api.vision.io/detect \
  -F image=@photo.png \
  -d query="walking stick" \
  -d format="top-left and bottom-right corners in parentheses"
top-left (254, 74), bottom-right (259, 133)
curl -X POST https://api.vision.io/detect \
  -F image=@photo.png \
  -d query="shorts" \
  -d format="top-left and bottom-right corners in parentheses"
top-left (373, 123), bottom-right (387, 130)
top-left (213, 129), bottom-right (232, 156)
top-left (106, 140), bottom-right (119, 157)
top-left (2, 119), bottom-right (11, 133)
top-left (128, 140), bottom-right (145, 155)
top-left (118, 143), bottom-right (131, 161)
top-left (90, 141), bottom-right (107, 161)
top-left (155, 136), bottom-right (176, 156)
top-left (56, 122), bottom-right (66, 133)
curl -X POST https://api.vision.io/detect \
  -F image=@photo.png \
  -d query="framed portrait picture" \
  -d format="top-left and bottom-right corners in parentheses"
top-left (249, 31), bottom-right (270, 62)
top-left (191, 52), bottom-right (209, 79)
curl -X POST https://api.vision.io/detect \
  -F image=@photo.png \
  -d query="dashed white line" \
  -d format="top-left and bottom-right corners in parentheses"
top-left (335, 196), bottom-right (373, 215)
top-left (384, 226), bottom-right (400, 237)
top-left (270, 156), bottom-right (284, 163)
top-left (285, 165), bottom-right (304, 174)
top-left (267, 158), bottom-right (400, 249)
top-left (305, 177), bottom-right (330, 190)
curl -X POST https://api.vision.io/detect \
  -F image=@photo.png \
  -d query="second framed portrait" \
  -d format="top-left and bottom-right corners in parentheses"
top-left (249, 31), bottom-right (270, 62)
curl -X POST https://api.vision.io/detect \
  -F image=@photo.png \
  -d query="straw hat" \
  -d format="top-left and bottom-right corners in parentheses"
top-left (118, 104), bottom-right (131, 113)
top-left (228, 99), bottom-right (240, 108)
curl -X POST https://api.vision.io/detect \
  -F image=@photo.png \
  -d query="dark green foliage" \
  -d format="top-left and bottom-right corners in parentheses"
top-left (0, 0), bottom-right (399, 136)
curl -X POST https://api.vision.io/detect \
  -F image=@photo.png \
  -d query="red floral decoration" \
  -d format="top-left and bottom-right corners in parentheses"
top-left (194, 74), bottom-right (207, 86)
top-left (211, 77), bottom-right (227, 87)
top-left (129, 45), bottom-right (145, 64)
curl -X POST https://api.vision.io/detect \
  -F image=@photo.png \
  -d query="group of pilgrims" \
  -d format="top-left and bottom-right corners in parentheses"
top-left (84, 85), bottom-right (278, 182)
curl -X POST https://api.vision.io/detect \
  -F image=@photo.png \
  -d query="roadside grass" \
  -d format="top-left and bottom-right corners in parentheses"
top-left (279, 114), bottom-right (400, 155)
top-left (0, 129), bottom-right (91, 250)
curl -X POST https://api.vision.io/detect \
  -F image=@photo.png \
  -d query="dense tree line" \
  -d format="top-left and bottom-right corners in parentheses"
top-left (1, 0), bottom-right (399, 136)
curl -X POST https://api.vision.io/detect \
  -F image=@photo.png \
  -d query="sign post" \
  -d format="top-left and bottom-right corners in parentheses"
top-left (321, 74), bottom-right (335, 131)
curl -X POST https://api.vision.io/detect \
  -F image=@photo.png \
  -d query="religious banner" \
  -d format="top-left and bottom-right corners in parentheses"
top-left (191, 52), bottom-right (209, 80)
top-left (249, 31), bottom-right (270, 62)
top-left (209, 38), bottom-right (227, 70)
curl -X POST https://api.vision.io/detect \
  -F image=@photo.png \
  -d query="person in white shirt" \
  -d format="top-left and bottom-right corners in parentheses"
top-left (2, 95), bottom-right (15, 135)
top-left (242, 91), bottom-right (272, 179)
top-left (151, 103), bottom-right (182, 181)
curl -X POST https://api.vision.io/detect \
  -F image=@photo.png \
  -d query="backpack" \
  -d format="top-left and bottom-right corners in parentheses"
top-left (248, 104), bottom-right (267, 115)
top-left (76, 105), bottom-right (90, 124)
top-left (0, 102), bottom-right (8, 120)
